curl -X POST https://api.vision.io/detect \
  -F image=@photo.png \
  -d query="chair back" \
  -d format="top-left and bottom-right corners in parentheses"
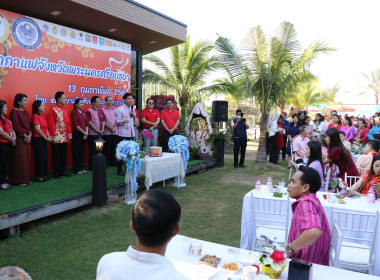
top-left (357, 167), bottom-right (369, 177)
top-left (251, 194), bottom-right (290, 247)
top-left (330, 208), bottom-right (379, 265)
top-left (324, 167), bottom-right (331, 192)
top-left (329, 220), bottom-right (343, 267)
top-left (344, 172), bottom-right (361, 188)
top-left (289, 144), bottom-right (294, 180)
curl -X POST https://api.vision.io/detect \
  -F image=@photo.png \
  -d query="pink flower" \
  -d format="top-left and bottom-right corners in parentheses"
top-left (270, 251), bottom-right (285, 263)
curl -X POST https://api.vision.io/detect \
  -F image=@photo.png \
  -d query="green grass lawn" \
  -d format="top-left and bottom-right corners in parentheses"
top-left (0, 158), bottom-right (289, 280)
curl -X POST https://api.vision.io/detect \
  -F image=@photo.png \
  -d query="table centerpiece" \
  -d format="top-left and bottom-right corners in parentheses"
top-left (259, 235), bottom-right (287, 279)
top-left (330, 178), bottom-right (350, 195)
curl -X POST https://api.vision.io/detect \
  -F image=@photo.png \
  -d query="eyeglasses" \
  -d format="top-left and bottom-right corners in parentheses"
top-left (148, 102), bottom-right (154, 104)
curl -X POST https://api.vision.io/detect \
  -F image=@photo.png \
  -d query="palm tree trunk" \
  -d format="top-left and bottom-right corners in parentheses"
top-left (255, 113), bottom-right (268, 163)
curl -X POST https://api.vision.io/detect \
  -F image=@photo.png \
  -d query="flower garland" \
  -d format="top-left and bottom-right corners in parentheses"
top-left (168, 135), bottom-right (189, 174)
top-left (115, 140), bottom-right (141, 190)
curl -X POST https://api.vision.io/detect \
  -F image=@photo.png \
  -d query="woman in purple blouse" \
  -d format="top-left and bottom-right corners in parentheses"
top-left (340, 116), bottom-right (355, 144)
top-left (305, 141), bottom-right (325, 191)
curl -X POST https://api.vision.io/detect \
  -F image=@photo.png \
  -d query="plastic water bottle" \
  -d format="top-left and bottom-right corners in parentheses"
top-left (267, 177), bottom-right (273, 188)
top-left (368, 187), bottom-right (376, 207)
top-left (255, 180), bottom-right (261, 191)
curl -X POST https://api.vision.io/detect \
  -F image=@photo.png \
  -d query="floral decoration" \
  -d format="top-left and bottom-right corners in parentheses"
top-left (141, 129), bottom-right (154, 140)
top-left (115, 140), bottom-right (141, 190)
top-left (330, 178), bottom-right (350, 194)
top-left (168, 135), bottom-right (189, 174)
top-left (259, 235), bottom-right (287, 278)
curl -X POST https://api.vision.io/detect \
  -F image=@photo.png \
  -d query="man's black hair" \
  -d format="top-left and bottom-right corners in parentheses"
top-left (91, 96), bottom-right (100, 104)
top-left (166, 98), bottom-right (174, 104)
top-left (132, 190), bottom-right (181, 247)
top-left (298, 165), bottom-right (321, 193)
top-left (123, 93), bottom-right (132, 100)
top-left (236, 109), bottom-right (243, 114)
top-left (368, 139), bottom-right (380, 152)
top-left (55, 91), bottom-right (64, 102)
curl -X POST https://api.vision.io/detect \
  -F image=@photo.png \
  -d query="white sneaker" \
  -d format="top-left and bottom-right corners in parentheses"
top-left (81, 170), bottom-right (87, 173)
top-left (77, 171), bottom-right (83, 174)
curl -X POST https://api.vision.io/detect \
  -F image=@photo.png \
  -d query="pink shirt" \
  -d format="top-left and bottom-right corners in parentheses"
top-left (86, 107), bottom-right (106, 136)
top-left (288, 193), bottom-right (331, 265)
top-left (115, 104), bottom-right (137, 138)
top-left (101, 106), bottom-right (118, 136)
top-left (340, 125), bottom-right (355, 141)
top-left (293, 135), bottom-right (309, 160)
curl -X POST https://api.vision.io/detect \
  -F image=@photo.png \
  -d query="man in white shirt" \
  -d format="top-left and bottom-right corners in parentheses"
top-left (96, 190), bottom-right (189, 280)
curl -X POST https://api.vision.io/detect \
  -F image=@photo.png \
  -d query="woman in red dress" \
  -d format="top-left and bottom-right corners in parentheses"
top-left (277, 116), bottom-right (285, 150)
top-left (10, 94), bottom-right (32, 186)
top-left (323, 127), bottom-right (359, 180)
top-left (327, 114), bottom-right (342, 131)
top-left (354, 118), bottom-right (369, 146)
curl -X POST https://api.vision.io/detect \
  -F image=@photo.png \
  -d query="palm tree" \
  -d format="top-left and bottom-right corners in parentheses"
top-left (289, 82), bottom-right (339, 111)
top-left (215, 21), bottom-right (334, 162)
top-left (361, 68), bottom-right (380, 105)
top-left (142, 36), bottom-right (220, 122)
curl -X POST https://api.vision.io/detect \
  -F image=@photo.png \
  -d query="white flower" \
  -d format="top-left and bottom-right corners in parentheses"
top-left (262, 247), bottom-right (274, 254)
top-left (271, 263), bottom-right (282, 272)
top-left (263, 258), bottom-right (273, 266)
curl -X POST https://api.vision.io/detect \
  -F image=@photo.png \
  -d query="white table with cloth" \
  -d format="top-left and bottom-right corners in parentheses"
top-left (166, 234), bottom-right (379, 279)
top-left (240, 189), bottom-right (380, 276)
top-left (138, 152), bottom-right (185, 190)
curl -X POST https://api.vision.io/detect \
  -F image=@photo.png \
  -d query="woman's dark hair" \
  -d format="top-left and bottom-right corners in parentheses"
top-left (344, 116), bottom-right (352, 126)
top-left (367, 139), bottom-right (380, 152)
top-left (74, 98), bottom-right (83, 109)
top-left (359, 154), bottom-right (380, 192)
top-left (318, 134), bottom-right (328, 148)
top-left (55, 91), bottom-right (64, 102)
top-left (32, 100), bottom-right (42, 116)
top-left (325, 127), bottom-right (351, 169)
top-left (332, 114), bottom-right (342, 125)
top-left (339, 131), bottom-right (346, 137)
top-left (146, 98), bottom-right (154, 104)
top-left (292, 115), bottom-right (300, 125)
top-left (299, 165), bottom-right (321, 193)
top-left (306, 141), bottom-right (323, 170)
top-left (132, 189), bottom-right (181, 247)
top-left (314, 113), bottom-right (322, 123)
top-left (305, 116), bottom-right (311, 123)
top-left (13, 93), bottom-right (27, 109)
top-left (0, 101), bottom-right (6, 124)
top-left (358, 118), bottom-right (366, 126)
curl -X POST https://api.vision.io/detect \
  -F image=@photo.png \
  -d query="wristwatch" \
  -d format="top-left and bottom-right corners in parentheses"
top-left (286, 243), bottom-right (294, 253)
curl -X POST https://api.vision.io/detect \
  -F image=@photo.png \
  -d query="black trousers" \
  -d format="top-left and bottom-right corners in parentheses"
top-left (0, 142), bottom-right (11, 184)
top-left (103, 134), bottom-right (118, 167)
top-left (87, 135), bottom-right (99, 171)
top-left (161, 130), bottom-right (179, 152)
top-left (269, 133), bottom-right (279, 164)
top-left (31, 137), bottom-right (48, 178)
top-left (233, 137), bottom-right (247, 167)
top-left (117, 136), bottom-right (133, 173)
top-left (51, 142), bottom-right (68, 176)
top-left (265, 132), bottom-right (270, 156)
top-left (282, 134), bottom-right (287, 159)
top-left (72, 130), bottom-right (86, 173)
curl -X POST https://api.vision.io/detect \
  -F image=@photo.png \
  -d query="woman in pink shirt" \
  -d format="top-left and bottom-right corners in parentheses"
top-left (340, 116), bottom-right (355, 144)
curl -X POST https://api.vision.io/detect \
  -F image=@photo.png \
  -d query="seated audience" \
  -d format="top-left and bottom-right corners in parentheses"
top-left (346, 154), bottom-right (380, 196)
top-left (96, 190), bottom-right (189, 280)
top-left (327, 114), bottom-right (342, 131)
top-left (367, 116), bottom-right (380, 140)
top-left (355, 139), bottom-right (380, 175)
top-left (339, 131), bottom-right (351, 150)
top-left (305, 141), bottom-right (325, 191)
top-left (285, 165), bottom-right (330, 265)
top-left (354, 118), bottom-right (369, 146)
top-left (293, 126), bottom-right (309, 164)
top-left (323, 128), bottom-right (359, 180)
top-left (340, 116), bottom-right (355, 144)
top-left (304, 116), bottom-right (314, 139)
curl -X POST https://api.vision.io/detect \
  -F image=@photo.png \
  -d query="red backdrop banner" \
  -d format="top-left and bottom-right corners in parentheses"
top-left (0, 8), bottom-right (132, 169)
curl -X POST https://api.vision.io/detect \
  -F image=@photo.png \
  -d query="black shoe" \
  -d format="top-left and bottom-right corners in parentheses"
top-left (234, 166), bottom-right (239, 169)
top-left (239, 165), bottom-right (246, 168)
top-left (287, 167), bottom-right (291, 169)
top-left (60, 173), bottom-right (71, 177)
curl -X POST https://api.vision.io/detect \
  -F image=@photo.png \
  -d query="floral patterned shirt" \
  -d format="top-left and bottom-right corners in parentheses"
top-left (47, 105), bottom-right (72, 143)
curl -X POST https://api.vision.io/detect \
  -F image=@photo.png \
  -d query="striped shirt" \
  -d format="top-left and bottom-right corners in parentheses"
top-left (288, 193), bottom-right (330, 265)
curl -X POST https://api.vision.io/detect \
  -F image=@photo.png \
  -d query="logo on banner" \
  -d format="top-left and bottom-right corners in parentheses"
top-left (85, 34), bottom-right (91, 42)
top-left (60, 28), bottom-right (67, 37)
top-left (78, 32), bottom-right (83, 41)
top-left (42, 24), bottom-right (49, 33)
top-left (99, 37), bottom-right (104, 45)
top-left (92, 35), bottom-right (97, 44)
top-left (12, 17), bottom-right (42, 50)
top-left (70, 30), bottom-right (76, 39)
top-left (105, 40), bottom-right (112, 47)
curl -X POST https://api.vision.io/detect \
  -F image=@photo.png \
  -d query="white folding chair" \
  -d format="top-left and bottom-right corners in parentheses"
top-left (357, 167), bottom-right (369, 177)
top-left (251, 194), bottom-right (290, 252)
top-left (329, 220), bottom-right (343, 268)
top-left (344, 172), bottom-right (361, 188)
top-left (288, 143), bottom-right (294, 180)
top-left (324, 167), bottom-right (331, 192)
top-left (330, 208), bottom-right (379, 274)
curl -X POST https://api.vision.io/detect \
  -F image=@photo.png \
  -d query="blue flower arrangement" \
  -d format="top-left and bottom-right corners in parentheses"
top-left (168, 135), bottom-right (189, 174)
top-left (116, 140), bottom-right (141, 191)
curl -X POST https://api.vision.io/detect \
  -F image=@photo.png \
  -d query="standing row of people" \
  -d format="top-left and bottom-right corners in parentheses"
top-left (0, 92), bottom-right (181, 190)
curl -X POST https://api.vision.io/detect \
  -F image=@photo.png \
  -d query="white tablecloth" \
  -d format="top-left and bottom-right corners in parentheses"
top-left (138, 152), bottom-right (185, 190)
top-left (166, 234), bottom-right (379, 279)
top-left (240, 190), bottom-right (380, 276)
